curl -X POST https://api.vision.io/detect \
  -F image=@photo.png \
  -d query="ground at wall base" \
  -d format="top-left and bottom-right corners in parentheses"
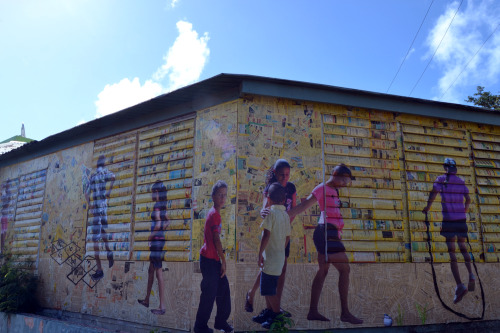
top-left (1, 311), bottom-right (500, 333)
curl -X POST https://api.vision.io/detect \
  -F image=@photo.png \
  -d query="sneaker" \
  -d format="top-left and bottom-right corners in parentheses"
top-left (468, 275), bottom-right (476, 292)
top-left (261, 313), bottom-right (282, 330)
top-left (252, 308), bottom-right (272, 324)
top-left (214, 321), bottom-right (233, 333)
top-left (91, 270), bottom-right (104, 281)
top-left (280, 308), bottom-right (292, 318)
top-left (453, 283), bottom-right (468, 304)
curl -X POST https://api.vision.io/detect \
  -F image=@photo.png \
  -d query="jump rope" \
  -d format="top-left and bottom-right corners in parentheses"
top-left (424, 212), bottom-right (485, 320)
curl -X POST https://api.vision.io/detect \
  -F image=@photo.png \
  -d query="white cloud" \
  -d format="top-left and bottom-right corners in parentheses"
top-left (170, 0), bottom-right (180, 8)
top-left (94, 20), bottom-right (209, 118)
top-left (408, 48), bottom-right (416, 59)
top-left (76, 119), bottom-right (87, 126)
top-left (95, 78), bottom-right (163, 118)
top-left (153, 21), bottom-right (210, 91)
top-left (426, 0), bottom-right (500, 101)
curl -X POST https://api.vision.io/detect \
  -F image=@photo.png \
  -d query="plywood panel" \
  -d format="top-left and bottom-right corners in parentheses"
top-left (12, 170), bottom-right (47, 269)
top-left (133, 118), bottom-right (195, 262)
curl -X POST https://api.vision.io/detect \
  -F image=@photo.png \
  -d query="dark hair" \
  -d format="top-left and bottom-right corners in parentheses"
top-left (265, 159), bottom-right (291, 185)
top-left (212, 180), bottom-right (228, 197)
top-left (151, 180), bottom-right (167, 201)
top-left (332, 164), bottom-right (355, 180)
top-left (444, 157), bottom-right (457, 174)
top-left (267, 182), bottom-right (286, 205)
top-left (97, 155), bottom-right (106, 168)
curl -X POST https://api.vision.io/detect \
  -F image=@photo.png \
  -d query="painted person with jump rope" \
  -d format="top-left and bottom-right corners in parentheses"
top-left (422, 158), bottom-right (475, 304)
top-left (287, 164), bottom-right (362, 325)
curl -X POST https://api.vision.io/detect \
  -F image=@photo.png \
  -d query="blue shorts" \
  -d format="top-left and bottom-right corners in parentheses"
top-left (260, 272), bottom-right (279, 296)
top-left (441, 219), bottom-right (468, 239)
top-left (313, 224), bottom-right (346, 255)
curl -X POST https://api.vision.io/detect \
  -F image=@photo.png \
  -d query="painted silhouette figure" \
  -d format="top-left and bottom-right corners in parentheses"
top-left (1, 181), bottom-right (11, 253)
top-left (255, 183), bottom-right (291, 329)
top-left (85, 155), bottom-right (116, 281)
top-left (194, 180), bottom-right (233, 333)
top-left (423, 158), bottom-right (474, 304)
top-left (138, 180), bottom-right (168, 315)
top-left (288, 164), bottom-right (362, 324)
top-left (247, 159), bottom-right (296, 320)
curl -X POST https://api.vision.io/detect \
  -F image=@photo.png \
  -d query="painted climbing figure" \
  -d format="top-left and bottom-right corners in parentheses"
top-left (85, 155), bottom-right (116, 281)
top-left (422, 158), bottom-right (474, 304)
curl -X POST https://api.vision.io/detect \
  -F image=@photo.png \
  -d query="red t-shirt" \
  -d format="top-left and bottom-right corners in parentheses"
top-left (199, 207), bottom-right (222, 260)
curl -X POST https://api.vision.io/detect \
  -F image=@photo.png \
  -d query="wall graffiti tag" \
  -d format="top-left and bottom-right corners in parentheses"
top-left (49, 238), bottom-right (100, 289)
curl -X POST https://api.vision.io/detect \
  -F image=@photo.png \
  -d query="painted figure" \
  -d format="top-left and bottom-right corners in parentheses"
top-left (85, 155), bottom-right (116, 281)
top-left (422, 158), bottom-right (474, 304)
top-left (138, 180), bottom-right (168, 315)
top-left (248, 159), bottom-right (296, 318)
top-left (1, 181), bottom-right (11, 253)
top-left (255, 183), bottom-right (291, 329)
top-left (288, 164), bottom-right (363, 324)
top-left (194, 180), bottom-right (233, 333)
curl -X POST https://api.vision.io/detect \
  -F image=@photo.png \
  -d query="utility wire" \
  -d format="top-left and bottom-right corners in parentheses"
top-left (409, 0), bottom-right (464, 97)
top-left (440, 22), bottom-right (500, 100)
top-left (386, 0), bottom-right (435, 93)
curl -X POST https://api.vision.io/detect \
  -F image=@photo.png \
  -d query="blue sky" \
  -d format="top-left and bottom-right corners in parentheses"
top-left (2, 0), bottom-right (500, 141)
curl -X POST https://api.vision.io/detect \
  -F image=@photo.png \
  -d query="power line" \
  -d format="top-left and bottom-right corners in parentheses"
top-left (409, 0), bottom-right (464, 97)
top-left (440, 22), bottom-right (500, 100)
top-left (386, 0), bottom-right (435, 93)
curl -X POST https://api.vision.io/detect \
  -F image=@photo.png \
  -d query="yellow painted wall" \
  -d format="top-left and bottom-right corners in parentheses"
top-left (1, 95), bottom-right (500, 331)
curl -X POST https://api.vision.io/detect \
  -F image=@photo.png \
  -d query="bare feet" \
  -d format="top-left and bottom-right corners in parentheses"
top-left (307, 311), bottom-right (330, 321)
top-left (340, 312), bottom-right (363, 325)
top-left (137, 299), bottom-right (149, 308)
top-left (151, 308), bottom-right (165, 315)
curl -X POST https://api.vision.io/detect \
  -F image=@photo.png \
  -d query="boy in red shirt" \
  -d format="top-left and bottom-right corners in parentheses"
top-left (194, 180), bottom-right (233, 333)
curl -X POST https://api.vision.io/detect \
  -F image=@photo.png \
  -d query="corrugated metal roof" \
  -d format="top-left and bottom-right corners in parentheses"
top-left (1, 73), bottom-right (498, 167)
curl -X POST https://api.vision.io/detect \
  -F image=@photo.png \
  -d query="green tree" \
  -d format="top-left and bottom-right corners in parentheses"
top-left (466, 86), bottom-right (500, 111)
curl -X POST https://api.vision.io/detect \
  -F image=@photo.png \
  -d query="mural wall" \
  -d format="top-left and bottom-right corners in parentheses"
top-left (321, 107), bottom-right (405, 263)
top-left (2, 95), bottom-right (500, 331)
top-left (133, 118), bottom-right (194, 263)
top-left (192, 102), bottom-right (238, 261)
top-left (471, 131), bottom-right (500, 262)
top-left (236, 96), bottom-right (324, 264)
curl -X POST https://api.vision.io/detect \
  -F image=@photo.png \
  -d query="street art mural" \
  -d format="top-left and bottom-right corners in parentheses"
top-left (85, 131), bottom-right (136, 270)
top-left (192, 103), bottom-right (237, 262)
top-left (133, 118), bottom-right (194, 263)
top-left (1, 96), bottom-right (500, 331)
top-left (1, 178), bottom-right (18, 254)
top-left (11, 170), bottom-right (47, 270)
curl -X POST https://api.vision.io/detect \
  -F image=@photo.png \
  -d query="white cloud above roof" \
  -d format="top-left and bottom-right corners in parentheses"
top-left (95, 78), bottom-right (163, 118)
top-left (170, 0), bottom-right (180, 8)
top-left (93, 20), bottom-right (209, 119)
top-left (153, 21), bottom-right (210, 92)
top-left (427, 0), bottom-right (500, 101)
